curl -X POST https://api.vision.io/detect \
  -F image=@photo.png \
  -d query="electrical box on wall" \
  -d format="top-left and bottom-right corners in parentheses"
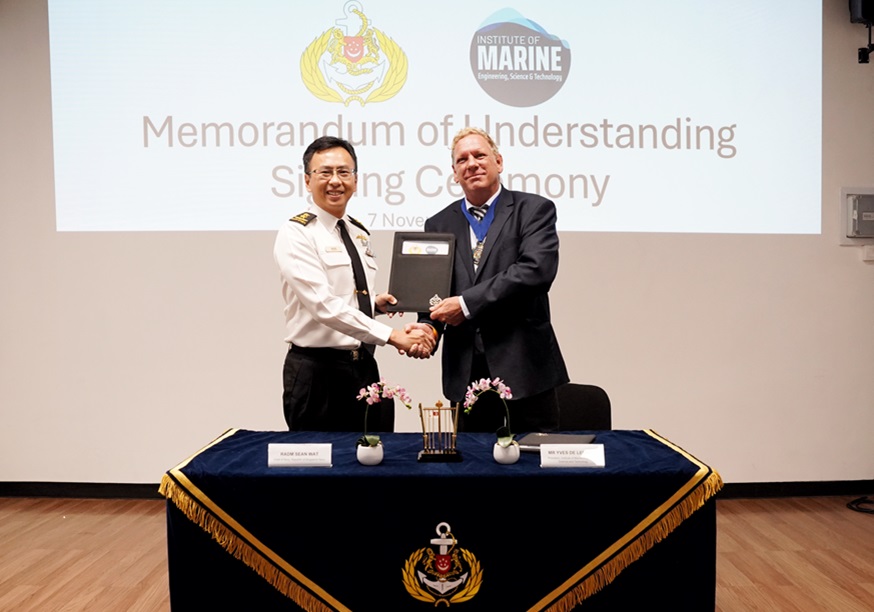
top-left (847, 194), bottom-right (874, 238)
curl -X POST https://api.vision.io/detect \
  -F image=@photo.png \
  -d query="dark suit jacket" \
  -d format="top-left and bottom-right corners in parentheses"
top-left (421, 188), bottom-right (569, 402)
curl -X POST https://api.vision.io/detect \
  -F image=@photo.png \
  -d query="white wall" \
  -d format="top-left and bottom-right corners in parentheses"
top-left (1, 0), bottom-right (872, 484)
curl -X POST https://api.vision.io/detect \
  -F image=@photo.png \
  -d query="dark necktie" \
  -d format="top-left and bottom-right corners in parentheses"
top-left (337, 219), bottom-right (373, 318)
top-left (469, 205), bottom-right (489, 265)
top-left (337, 220), bottom-right (374, 354)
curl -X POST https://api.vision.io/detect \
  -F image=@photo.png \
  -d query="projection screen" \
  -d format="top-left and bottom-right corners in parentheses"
top-left (47, 0), bottom-right (822, 234)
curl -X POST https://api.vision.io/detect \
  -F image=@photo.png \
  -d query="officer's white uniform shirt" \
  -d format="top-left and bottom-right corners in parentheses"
top-left (273, 205), bottom-right (392, 349)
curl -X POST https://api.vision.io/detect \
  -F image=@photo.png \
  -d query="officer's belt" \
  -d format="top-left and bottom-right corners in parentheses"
top-left (289, 344), bottom-right (373, 362)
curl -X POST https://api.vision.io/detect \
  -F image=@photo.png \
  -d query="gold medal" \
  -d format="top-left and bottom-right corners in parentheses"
top-left (472, 240), bottom-right (484, 265)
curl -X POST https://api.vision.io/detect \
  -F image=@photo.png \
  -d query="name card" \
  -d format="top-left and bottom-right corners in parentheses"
top-left (268, 443), bottom-right (332, 467)
top-left (540, 444), bottom-right (605, 468)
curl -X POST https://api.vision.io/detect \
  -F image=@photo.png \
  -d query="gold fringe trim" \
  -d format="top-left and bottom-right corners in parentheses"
top-left (160, 474), bottom-right (345, 612)
top-left (541, 469), bottom-right (723, 611)
top-left (532, 429), bottom-right (724, 611)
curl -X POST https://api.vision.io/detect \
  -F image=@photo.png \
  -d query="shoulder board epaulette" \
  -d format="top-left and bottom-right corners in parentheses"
top-left (290, 212), bottom-right (316, 226)
top-left (347, 215), bottom-right (370, 235)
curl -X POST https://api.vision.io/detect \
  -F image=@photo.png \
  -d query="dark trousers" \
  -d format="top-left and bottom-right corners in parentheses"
top-left (458, 352), bottom-right (559, 435)
top-left (282, 346), bottom-right (394, 432)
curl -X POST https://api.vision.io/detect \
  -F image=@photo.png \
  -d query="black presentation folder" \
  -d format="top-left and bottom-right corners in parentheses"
top-left (385, 232), bottom-right (455, 312)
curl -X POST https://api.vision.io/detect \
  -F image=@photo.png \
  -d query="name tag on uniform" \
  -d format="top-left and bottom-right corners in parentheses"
top-left (324, 246), bottom-right (343, 253)
top-left (268, 443), bottom-right (332, 467)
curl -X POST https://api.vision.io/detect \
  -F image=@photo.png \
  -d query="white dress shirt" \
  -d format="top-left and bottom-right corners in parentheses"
top-left (273, 206), bottom-right (392, 349)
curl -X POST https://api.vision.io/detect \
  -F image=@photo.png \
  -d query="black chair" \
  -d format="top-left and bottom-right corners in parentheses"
top-left (555, 383), bottom-right (612, 430)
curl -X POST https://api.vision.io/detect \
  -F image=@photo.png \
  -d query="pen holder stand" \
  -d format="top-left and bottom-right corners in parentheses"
top-left (417, 401), bottom-right (463, 463)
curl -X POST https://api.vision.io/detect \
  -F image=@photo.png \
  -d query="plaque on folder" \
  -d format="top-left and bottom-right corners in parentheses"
top-left (385, 232), bottom-right (455, 312)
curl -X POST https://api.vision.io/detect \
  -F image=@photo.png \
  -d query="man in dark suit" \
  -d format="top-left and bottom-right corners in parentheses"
top-left (409, 127), bottom-right (568, 433)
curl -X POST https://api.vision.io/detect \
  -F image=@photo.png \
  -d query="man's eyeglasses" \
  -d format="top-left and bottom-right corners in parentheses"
top-left (308, 167), bottom-right (356, 181)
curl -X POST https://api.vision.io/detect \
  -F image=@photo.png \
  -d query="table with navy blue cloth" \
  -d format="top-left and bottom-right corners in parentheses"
top-left (160, 429), bottom-right (722, 611)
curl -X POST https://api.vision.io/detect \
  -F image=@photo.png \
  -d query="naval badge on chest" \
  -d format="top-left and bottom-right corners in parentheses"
top-left (356, 233), bottom-right (374, 257)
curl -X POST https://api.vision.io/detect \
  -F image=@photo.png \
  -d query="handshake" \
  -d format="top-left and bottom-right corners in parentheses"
top-left (387, 323), bottom-right (437, 359)
top-left (377, 292), bottom-right (463, 359)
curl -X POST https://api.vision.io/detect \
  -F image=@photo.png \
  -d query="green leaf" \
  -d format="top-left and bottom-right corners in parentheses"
top-left (497, 434), bottom-right (515, 448)
top-left (358, 434), bottom-right (381, 447)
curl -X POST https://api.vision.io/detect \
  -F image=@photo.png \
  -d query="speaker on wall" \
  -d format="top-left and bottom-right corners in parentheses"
top-left (850, 0), bottom-right (874, 25)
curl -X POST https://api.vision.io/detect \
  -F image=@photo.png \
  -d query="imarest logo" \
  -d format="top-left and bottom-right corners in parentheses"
top-left (470, 9), bottom-right (571, 107)
top-left (300, 1), bottom-right (408, 106)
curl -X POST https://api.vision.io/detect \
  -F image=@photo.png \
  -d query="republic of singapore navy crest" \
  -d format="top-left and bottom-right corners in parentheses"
top-left (300, 1), bottom-right (408, 106)
top-left (402, 522), bottom-right (482, 605)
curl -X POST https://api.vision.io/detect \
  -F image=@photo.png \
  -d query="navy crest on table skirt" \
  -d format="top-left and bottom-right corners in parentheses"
top-left (160, 429), bottom-right (722, 611)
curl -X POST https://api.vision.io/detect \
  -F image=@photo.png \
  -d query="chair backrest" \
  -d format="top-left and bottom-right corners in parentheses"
top-left (556, 383), bottom-right (612, 430)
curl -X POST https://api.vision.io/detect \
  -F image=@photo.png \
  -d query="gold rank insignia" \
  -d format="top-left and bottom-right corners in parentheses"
top-left (290, 212), bottom-right (316, 225)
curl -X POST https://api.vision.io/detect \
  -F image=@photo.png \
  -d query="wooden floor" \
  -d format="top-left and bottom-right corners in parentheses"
top-left (0, 498), bottom-right (169, 611)
top-left (0, 496), bottom-right (872, 610)
top-left (716, 496), bottom-right (874, 611)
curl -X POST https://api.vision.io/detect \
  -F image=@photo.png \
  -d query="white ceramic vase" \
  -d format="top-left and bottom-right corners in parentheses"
top-left (492, 441), bottom-right (520, 465)
top-left (356, 442), bottom-right (384, 466)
